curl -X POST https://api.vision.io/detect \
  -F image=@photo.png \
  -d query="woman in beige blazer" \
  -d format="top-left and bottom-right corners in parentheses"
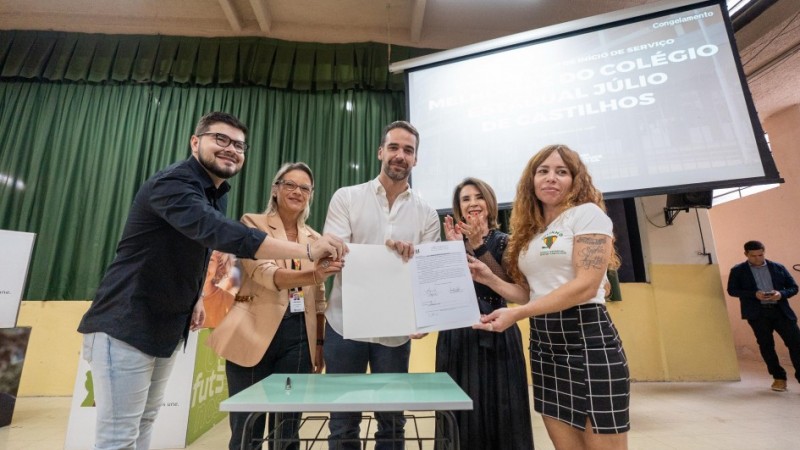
top-left (207, 162), bottom-right (343, 450)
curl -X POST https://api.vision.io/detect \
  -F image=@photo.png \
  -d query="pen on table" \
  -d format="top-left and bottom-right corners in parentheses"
top-left (285, 376), bottom-right (292, 391)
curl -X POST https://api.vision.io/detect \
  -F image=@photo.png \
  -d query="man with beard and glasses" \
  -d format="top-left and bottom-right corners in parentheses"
top-left (77, 112), bottom-right (346, 450)
top-left (322, 121), bottom-right (440, 450)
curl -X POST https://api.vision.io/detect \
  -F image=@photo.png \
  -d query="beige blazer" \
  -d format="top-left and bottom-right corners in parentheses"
top-left (206, 212), bottom-right (325, 367)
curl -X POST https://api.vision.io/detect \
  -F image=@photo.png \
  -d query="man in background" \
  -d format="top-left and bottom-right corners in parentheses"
top-left (323, 120), bottom-right (440, 450)
top-left (78, 111), bottom-right (345, 449)
top-left (727, 240), bottom-right (800, 392)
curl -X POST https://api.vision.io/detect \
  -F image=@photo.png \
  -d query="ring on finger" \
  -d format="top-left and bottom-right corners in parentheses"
top-left (322, 260), bottom-right (330, 269)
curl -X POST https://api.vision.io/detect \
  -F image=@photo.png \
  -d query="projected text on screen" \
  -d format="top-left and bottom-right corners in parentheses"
top-left (406, 2), bottom-right (774, 210)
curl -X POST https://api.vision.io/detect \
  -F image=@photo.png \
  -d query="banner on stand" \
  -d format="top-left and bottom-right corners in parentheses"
top-left (65, 329), bottom-right (228, 449)
top-left (0, 230), bottom-right (36, 328)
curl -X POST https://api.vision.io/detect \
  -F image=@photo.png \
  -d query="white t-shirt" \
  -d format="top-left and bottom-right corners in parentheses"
top-left (323, 177), bottom-right (441, 346)
top-left (518, 203), bottom-right (613, 306)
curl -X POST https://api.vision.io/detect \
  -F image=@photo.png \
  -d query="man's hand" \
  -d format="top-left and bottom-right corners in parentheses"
top-left (190, 298), bottom-right (206, 331)
top-left (310, 234), bottom-right (349, 261)
top-left (759, 290), bottom-right (780, 301)
top-left (385, 239), bottom-right (414, 262)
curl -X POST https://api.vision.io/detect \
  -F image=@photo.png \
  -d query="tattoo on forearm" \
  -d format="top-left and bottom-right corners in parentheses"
top-left (576, 236), bottom-right (607, 270)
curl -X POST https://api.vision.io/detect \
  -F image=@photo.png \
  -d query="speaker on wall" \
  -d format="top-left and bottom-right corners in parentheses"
top-left (666, 191), bottom-right (713, 209)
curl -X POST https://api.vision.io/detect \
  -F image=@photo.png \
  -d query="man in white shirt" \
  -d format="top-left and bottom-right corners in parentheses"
top-left (323, 121), bottom-right (441, 450)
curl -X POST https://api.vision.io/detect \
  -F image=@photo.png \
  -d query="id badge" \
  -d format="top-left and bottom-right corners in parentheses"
top-left (290, 290), bottom-right (305, 313)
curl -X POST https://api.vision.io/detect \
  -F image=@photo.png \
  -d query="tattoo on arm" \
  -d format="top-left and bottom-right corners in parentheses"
top-left (575, 236), bottom-right (608, 270)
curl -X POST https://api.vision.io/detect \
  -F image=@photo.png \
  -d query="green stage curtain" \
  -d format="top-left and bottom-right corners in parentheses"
top-left (0, 81), bottom-right (405, 299)
top-left (0, 30), bottom-right (434, 91)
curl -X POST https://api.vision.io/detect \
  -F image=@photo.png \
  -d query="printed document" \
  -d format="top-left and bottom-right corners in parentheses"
top-left (342, 241), bottom-right (479, 339)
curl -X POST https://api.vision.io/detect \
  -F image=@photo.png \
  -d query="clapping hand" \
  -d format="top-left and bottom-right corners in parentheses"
top-left (443, 215), bottom-right (463, 241)
top-left (459, 212), bottom-right (489, 249)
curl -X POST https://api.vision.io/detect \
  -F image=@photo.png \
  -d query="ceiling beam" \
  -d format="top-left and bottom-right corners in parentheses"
top-left (410, 0), bottom-right (427, 43)
top-left (249, 0), bottom-right (272, 32)
top-left (218, 0), bottom-right (243, 32)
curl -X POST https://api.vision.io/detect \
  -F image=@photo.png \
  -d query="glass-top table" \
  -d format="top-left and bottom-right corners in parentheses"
top-left (220, 372), bottom-right (472, 450)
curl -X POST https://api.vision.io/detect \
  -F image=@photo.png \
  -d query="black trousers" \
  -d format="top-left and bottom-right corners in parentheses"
top-left (747, 307), bottom-right (800, 382)
top-left (226, 313), bottom-right (310, 450)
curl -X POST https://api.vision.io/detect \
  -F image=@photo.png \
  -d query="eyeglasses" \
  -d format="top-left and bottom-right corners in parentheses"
top-left (197, 132), bottom-right (248, 154)
top-left (275, 179), bottom-right (313, 195)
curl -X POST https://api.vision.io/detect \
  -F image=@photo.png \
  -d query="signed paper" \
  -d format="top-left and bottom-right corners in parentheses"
top-left (342, 241), bottom-right (479, 339)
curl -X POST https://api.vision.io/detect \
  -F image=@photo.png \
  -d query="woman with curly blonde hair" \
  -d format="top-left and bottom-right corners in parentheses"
top-left (470, 144), bottom-right (629, 450)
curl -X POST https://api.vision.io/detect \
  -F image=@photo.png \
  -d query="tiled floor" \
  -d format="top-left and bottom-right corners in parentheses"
top-left (2, 358), bottom-right (800, 450)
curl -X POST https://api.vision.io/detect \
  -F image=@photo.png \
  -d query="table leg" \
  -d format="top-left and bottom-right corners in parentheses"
top-left (273, 412), bottom-right (285, 450)
top-left (241, 411), bottom-right (266, 450)
top-left (437, 411), bottom-right (460, 450)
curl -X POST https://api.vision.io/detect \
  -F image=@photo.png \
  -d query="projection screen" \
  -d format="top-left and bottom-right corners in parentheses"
top-left (392, 0), bottom-right (781, 210)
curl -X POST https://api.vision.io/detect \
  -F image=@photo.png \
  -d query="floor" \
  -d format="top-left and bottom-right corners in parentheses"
top-left (2, 359), bottom-right (799, 450)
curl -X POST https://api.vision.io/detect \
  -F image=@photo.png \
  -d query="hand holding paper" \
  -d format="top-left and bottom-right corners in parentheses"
top-left (342, 241), bottom-right (480, 339)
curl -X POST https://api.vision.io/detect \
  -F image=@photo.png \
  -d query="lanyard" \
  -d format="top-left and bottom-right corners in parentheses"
top-left (289, 257), bottom-right (303, 295)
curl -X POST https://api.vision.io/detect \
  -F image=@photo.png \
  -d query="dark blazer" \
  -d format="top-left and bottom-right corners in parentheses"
top-left (727, 260), bottom-right (799, 321)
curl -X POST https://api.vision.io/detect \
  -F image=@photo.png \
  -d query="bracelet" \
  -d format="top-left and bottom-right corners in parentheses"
top-left (312, 270), bottom-right (319, 285)
top-left (306, 243), bottom-right (314, 261)
top-left (473, 244), bottom-right (488, 257)
top-left (316, 339), bottom-right (324, 345)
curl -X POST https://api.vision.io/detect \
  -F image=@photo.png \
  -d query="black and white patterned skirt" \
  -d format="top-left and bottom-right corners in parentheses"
top-left (529, 302), bottom-right (630, 433)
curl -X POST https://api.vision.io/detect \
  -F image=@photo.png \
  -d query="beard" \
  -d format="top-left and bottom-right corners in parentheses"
top-left (382, 161), bottom-right (411, 181)
top-left (198, 148), bottom-right (242, 180)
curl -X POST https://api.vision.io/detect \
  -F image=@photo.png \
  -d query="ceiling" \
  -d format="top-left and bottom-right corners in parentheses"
top-left (0, 0), bottom-right (798, 120)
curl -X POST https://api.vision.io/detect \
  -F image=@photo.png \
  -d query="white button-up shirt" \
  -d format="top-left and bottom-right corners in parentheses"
top-left (323, 177), bottom-right (441, 346)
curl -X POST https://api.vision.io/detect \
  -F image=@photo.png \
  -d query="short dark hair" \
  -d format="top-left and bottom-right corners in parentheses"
top-left (379, 121), bottom-right (419, 150)
top-left (194, 112), bottom-right (248, 139)
top-left (744, 240), bottom-right (765, 252)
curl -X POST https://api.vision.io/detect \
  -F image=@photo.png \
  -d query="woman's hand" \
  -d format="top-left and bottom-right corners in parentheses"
top-left (190, 298), bottom-right (206, 331)
top-left (314, 257), bottom-right (344, 283)
top-left (443, 215), bottom-right (463, 241)
top-left (314, 345), bottom-right (325, 373)
top-left (467, 255), bottom-right (495, 284)
top-left (460, 213), bottom-right (489, 249)
top-left (472, 308), bottom-right (518, 333)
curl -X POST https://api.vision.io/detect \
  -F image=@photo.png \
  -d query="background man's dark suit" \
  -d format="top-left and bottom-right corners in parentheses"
top-left (728, 259), bottom-right (800, 384)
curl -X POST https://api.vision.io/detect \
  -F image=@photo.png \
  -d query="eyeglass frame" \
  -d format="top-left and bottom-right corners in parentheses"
top-left (196, 132), bottom-right (249, 154)
top-left (275, 179), bottom-right (313, 195)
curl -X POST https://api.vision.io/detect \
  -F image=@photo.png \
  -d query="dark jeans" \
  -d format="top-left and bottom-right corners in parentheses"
top-left (747, 307), bottom-right (800, 382)
top-left (323, 322), bottom-right (411, 450)
top-left (226, 313), bottom-right (311, 450)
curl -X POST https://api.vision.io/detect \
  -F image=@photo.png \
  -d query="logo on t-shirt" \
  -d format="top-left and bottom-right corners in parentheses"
top-left (539, 231), bottom-right (567, 256)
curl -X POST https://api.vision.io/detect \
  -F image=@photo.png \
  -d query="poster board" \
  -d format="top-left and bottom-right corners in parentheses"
top-left (65, 329), bottom-right (227, 449)
top-left (0, 230), bottom-right (36, 328)
top-left (0, 327), bottom-right (32, 427)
